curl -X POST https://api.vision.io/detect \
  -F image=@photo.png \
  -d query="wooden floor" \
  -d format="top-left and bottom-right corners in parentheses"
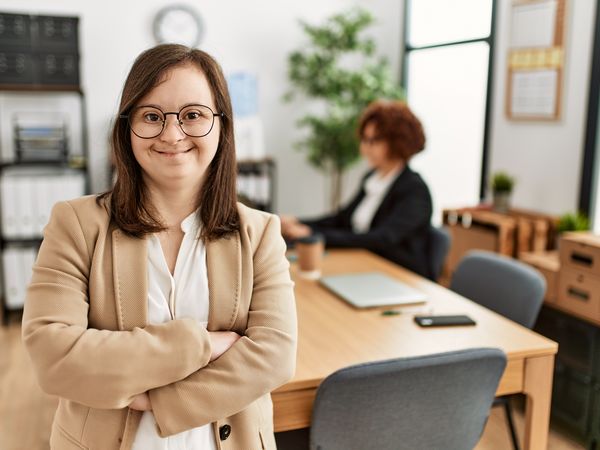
top-left (0, 320), bottom-right (585, 450)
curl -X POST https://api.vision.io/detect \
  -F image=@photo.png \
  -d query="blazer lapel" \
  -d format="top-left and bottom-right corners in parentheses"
top-left (206, 232), bottom-right (241, 331)
top-left (371, 167), bottom-right (408, 226)
top-left (112, 229), bottom-right (148, 331)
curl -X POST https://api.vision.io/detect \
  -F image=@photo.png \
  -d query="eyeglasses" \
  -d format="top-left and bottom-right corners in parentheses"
top-left (360, 136), bottom-right (385, 146)
top-left (120, 104), bottom-right (223, 139)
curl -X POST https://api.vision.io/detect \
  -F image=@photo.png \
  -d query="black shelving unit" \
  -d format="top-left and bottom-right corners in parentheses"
top-left (237, 157), bottom-right (276, 213)
top-left (0, 12), bottom-right (88, 325)
top-left (534, 305), bottom-right (600, 444)
top-left (0, 88), bottom-right (89, 325)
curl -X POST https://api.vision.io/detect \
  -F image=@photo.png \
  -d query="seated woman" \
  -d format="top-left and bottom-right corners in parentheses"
top-left (281, 99), bottom-right (432, 278)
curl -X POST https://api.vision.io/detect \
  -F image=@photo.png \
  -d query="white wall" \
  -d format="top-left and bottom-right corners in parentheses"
top-left (0, 0), bottom-right (402, 217)
top-left (488, 0), bottom-right (597, 216)
top-left (4, 1), bottom-right (594, 220)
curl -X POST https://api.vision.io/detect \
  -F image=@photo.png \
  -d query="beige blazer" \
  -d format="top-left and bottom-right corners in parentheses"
top-left (21, 196), bottom-right (297, 450)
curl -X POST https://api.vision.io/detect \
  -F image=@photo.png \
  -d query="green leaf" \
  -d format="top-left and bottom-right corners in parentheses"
top-left (286, 7), bottom-right (404, 207)
top-left (491, 171), bottom-right (515, 193)
top-left (557, 212), bottom-right (590, 233)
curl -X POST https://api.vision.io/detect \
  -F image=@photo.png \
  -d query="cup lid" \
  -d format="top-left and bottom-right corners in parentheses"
top-left (296, 233), bottom-right (324, 245)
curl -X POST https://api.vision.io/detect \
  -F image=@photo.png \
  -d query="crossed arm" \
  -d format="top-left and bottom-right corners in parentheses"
top-left (128, 330), bottom-right (241, 411)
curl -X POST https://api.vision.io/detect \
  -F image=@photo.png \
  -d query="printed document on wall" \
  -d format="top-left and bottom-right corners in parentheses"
top-left (510, 69), bottom-right (558, 118)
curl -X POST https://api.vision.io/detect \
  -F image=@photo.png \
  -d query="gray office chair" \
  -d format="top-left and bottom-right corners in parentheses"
top-left (450, 250), bottom-right (547, 450)
top-left (427, 226), bottom-right (451, 281)
top-left (450, 250), bottom-right (546, 328)
top-left (309, 348), bottom-right (507, 450)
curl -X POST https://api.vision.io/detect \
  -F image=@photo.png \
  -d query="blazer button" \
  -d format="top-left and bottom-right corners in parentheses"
top-left (219, 424), bottom-right (231, 441)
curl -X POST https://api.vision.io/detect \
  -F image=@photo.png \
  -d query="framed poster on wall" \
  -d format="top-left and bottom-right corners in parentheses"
top-left (506, 0), bottom-right (567, 120)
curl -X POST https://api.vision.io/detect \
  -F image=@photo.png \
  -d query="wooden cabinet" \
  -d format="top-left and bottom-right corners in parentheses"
top-left (557, 267), bottom-right (600, 321)
top-left (560, 232), bottom-right (600, 274)
top-left (441, 206), bottom-right (558, 283)
top-left (519, 251), bottom-right (560, 303)
top-left (555, 233), bottom-right (600, 325)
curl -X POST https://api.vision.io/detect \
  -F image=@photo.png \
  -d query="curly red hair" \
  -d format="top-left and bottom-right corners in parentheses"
top-left (358, 100), bottom-right (426, 161)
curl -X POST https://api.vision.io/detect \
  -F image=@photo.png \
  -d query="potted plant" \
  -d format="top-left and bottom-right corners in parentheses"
top-left (557, 212), bottom-right (590, 234)
top-left (555, 211), bottom-right (590, 249)
top-left (284, 8), bottom-right (403, 210)
top-left (491, 171), bottom-right (515, 213)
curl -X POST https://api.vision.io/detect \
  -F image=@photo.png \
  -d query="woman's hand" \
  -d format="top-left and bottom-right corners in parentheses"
top-left (128, 392), bottom-right (152, 411)
top-left (279, 215), bottom-right (299, 238)
top-left (208, 331), bottom-right (241, 361)
top-left (285, 223), bottom-right (312, 240)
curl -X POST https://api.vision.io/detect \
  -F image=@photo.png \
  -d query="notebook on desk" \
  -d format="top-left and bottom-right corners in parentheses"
top-left (319, 271), bottom-right (427, 308)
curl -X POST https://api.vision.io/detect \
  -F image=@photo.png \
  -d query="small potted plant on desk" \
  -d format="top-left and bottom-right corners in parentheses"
top-left (491, 171), bottom-right (515, 213)
top-left (556, 211), bottom-right (590, 247)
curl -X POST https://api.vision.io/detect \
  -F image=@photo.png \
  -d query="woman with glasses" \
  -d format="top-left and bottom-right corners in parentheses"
top-left (22, 44), bottom-right (296, 450)
top-left (281, 100), bottom-right (433, 278)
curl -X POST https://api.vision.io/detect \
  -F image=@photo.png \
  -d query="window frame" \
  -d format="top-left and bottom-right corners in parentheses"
top-left (401, 0), bottom-right (497, 200)
top-left (579, 0), bottom-right (600, 218)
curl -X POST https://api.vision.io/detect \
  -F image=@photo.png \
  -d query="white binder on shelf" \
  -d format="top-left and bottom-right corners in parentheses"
top-left (1, 176), bottom-right (19, 238)
top-left (237, 174), bottom-right (249, 199)
top-left (3, 248), bottom-right (23, 309)
top-left (66, 172), bottom-right (85, 199)
top-left (47, 176), bottom-right (62, 217)
top-left (257, 172), bottom-right (270, 204)
top-left (22, 247), bottom-right (37, 295)
top-left (33, 175), bottom-right (52, 236)
top-left (245, 172), bottom-right (258, 204)
top-left (2, 169), bottom-right (87, 240)
top-left (18, 177), bottom-right (36, 238)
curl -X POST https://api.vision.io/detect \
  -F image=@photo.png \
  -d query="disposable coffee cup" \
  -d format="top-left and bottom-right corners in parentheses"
top-left (295, 233), bottom-right (325, 279)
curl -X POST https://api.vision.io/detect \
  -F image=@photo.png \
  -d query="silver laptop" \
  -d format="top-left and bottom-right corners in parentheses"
top-left (319, 272), bottom-right (427, 308)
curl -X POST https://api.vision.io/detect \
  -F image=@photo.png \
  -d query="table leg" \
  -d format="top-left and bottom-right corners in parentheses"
top-left (522, 354), bottom-right (554, 450)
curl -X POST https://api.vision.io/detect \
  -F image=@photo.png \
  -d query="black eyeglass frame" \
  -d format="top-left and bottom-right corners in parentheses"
top-left (119, 104), bottom-right (224, 139)
top-left (360, 135), bottom-right (386, 146)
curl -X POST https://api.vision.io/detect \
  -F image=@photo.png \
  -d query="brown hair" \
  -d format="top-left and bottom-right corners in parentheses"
top-left (358, 100), bottom-right (426, 161)
top-left (98, 44), bottom-right (239, 241)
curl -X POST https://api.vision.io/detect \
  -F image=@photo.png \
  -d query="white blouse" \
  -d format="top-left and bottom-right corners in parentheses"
top-left (351, 167), bottom-right (403, 233)
top-left (131, 211), bottom-right (217, 450)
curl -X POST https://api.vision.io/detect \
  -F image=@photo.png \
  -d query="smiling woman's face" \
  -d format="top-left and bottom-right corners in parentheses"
top-left (130, 63), bottom-right (220, 193)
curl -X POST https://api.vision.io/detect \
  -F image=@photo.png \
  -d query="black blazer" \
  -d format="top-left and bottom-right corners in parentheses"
top-left (301, 166), bottom-right (433, 278)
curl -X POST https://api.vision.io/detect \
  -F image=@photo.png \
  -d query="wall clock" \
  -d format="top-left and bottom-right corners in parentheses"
top-left (153, 5), bottom-right (203, 47)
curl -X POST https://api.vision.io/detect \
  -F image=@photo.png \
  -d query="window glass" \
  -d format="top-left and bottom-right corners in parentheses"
top-left (407, 0), bottom-right (493, 47)
top-left (407, 42), bottom-right (490, 224)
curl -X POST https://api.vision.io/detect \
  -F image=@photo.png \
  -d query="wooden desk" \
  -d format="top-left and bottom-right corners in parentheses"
top-left (273, 249), bottom-right (558, 450)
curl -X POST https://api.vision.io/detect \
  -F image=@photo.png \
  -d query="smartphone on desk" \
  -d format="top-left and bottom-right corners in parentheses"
top-left (414, 314), bottom-right (476, 327)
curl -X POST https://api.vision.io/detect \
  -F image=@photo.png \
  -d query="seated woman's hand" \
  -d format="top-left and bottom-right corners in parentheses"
top-left (285, 223), bottom-right (312, 240)
top-left (208, 331), bottom-right (241, 361)
top-left (279, 215), bottom-right (300, 237)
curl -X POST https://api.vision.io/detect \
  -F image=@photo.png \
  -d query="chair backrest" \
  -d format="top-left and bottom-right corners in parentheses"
top-left (450, 250), bottom-right (546, 328)
top-left (427, 226), bottom-right (451, 281)
top-left (310, 348), bottom-right (507, 450)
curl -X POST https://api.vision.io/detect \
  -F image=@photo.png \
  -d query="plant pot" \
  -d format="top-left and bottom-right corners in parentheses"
top-left (493, 190), bottom-right (511, 213)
